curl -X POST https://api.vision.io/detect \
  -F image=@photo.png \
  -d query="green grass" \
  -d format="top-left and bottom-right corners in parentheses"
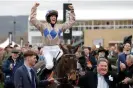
top-left (0, 82), bottom-right (4, 88)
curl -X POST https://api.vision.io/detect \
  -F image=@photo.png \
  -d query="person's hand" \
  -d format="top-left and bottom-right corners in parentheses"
top-left (87, 64), bottom-right (92, 68)
top-left (122, 77), bottom-right (131, 84)
top-left (10, 64), bottom-right (13, 70)
top-left (120, 61), bottom-right (126, 71)
top-left (68, 5), bottom-right (74, 12)
top-left (34, 2), bottom-right (40, 7)
top-left (68, 72), bottom-right (77, 81)
top-left (47, 77), bottom-right (54, 83)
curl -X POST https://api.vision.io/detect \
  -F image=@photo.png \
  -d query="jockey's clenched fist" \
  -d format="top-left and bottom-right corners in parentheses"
top-left (34, 2), bottom-right (40, 7)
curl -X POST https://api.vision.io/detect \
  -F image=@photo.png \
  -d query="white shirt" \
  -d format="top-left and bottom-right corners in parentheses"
top-left (97, 74), bottom-right (109, 88)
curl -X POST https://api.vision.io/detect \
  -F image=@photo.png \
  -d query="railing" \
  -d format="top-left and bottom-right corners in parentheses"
top-left (72, 25), bottom-right (133, 30)
top-left (29, 25), bottom-right (133, 32)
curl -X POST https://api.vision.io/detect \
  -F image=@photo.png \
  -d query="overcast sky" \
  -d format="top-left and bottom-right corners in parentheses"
top-left (0, 0), bottom-right (133, 16)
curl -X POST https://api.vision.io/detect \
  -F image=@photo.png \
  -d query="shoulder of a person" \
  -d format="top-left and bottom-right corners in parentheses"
top-left (79, 56), bottom-right (85, 59)
top-left (4, 57), bottom-right (12, 63)
top-left (79, 71), bottom-right (92, 80)
top-left (15, 66), bottom-right (24, 74)
top-left (85, 71), bottom-right (95, 77)
top-left (89, 55), bottom-right (96, 59)
top-left (7, 56), bottom-right (12, 60)
top-left (107, 71), bottom-right (117, 78)
top-left (118, 52), bottom-right (125, 56)
top-left (17, 65), bottom-right (25, 71)
top-left (55, 24), bottom-right (63, 29)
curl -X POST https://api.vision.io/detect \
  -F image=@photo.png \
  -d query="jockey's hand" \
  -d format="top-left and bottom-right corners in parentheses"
top-left (34, 2), bottom-right (40, 7)
top-left (68, 5), bottom-right (74, 12)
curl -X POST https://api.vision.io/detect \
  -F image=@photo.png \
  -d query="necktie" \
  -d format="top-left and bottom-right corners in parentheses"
top-left (86, 56), bottom-right (91, 66)
top-left (30, 69), bottom-right (36, 88)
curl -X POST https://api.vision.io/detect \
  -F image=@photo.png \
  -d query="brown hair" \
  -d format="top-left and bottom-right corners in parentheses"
top-left (24, 50), bottom-right (37, 58)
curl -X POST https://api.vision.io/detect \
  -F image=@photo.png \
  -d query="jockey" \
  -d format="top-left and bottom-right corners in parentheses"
top-left (30, 2), bottom-right (75, 70)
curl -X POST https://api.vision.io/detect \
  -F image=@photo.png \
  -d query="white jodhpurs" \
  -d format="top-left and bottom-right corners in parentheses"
top-left (42, 45), bottom-right (63, 70)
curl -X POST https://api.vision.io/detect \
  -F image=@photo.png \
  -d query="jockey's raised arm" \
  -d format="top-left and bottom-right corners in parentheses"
top-left (61, 5), bottom-right (75, 31)
top-left (30, 2), bottom-right (46, 32)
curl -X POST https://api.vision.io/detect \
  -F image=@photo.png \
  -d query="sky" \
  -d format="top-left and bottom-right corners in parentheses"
top-left (0, 0), bottom-right (133, 16)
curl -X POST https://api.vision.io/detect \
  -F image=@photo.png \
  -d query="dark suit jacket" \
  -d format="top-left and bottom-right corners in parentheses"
top-left (78, 55), bottom-right (97, 71)
top-left (14, 65), bottom-right (50, 88)
top-left (117, 65), bottom-right (133, 88)
top-left (118, 53), bottom-right (127, 72)
top-left (78, 71), bottom-right (118, 88)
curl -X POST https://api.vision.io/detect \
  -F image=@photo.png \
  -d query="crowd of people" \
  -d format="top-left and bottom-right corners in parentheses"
top-left (0, 35), bottom-right (132, 88)
top-left (0, 2), bottom-right (132, 88)
top-left (76, 35), bottom-right (133, 88)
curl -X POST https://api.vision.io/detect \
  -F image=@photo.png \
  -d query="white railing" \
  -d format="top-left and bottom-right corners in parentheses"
top-left (29, 25), bottom-right (133, 32)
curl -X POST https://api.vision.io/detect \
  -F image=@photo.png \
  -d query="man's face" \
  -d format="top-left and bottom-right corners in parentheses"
top-left (98, 51), bottom-right (105, 58)
top-left (110, 46), bottom-right (115, 51)
top-left (126, 58), bottom-right (133, 67)
top-left (83, 48), bottom-right (90, 56)
top-left (124, 43), bottom-right (131, 51)
top-left (50, 15), bottom-right (57, 24)
top-left (28, 55), bottom-right (37, 67)
top-left (11, 53), bottom-right (19, 59)
top-left (97, 61), bottom-right (108, 75)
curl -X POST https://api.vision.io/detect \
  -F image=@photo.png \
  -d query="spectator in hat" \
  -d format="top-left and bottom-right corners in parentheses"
top-left (2, 45), bottom-right (13, 61)
top-left (2, 49), bottom-right (23, 88)
top-left (97, 46), bottom-right (112, 71)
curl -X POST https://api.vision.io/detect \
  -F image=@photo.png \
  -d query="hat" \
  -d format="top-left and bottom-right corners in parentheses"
top-left (45, 10), bottom-right (58, 23)
top-left (98, 46), bottom-right (109, 58)
top-left (98, 46), bottom-right (106, 53)
top-left (123, 35), bottom-right (132, 45)
top-left (12, 49), bottom-right (19, 53)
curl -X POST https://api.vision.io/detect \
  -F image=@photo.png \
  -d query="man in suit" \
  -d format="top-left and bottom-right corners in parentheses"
top-left (97, 46), bottom-right (112, 71)
top-left (78, 46), bottom-right (97, 72)
top-left (117, 54), bottom-right (133, 88)
top-left (118, 35), bottom-right (132, 72)
top-left (78, 58), bottom-right (118, 88)
top-left (14, 50), bottom-right (54, 88)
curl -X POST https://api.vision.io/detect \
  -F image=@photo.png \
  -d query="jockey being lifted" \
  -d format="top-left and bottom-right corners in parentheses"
top-left (30, 2), bottom-right (75, 70)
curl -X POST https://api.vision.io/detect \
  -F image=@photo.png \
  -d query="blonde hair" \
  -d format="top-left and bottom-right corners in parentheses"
top-left (127, 54), bottom-right (133, 63)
